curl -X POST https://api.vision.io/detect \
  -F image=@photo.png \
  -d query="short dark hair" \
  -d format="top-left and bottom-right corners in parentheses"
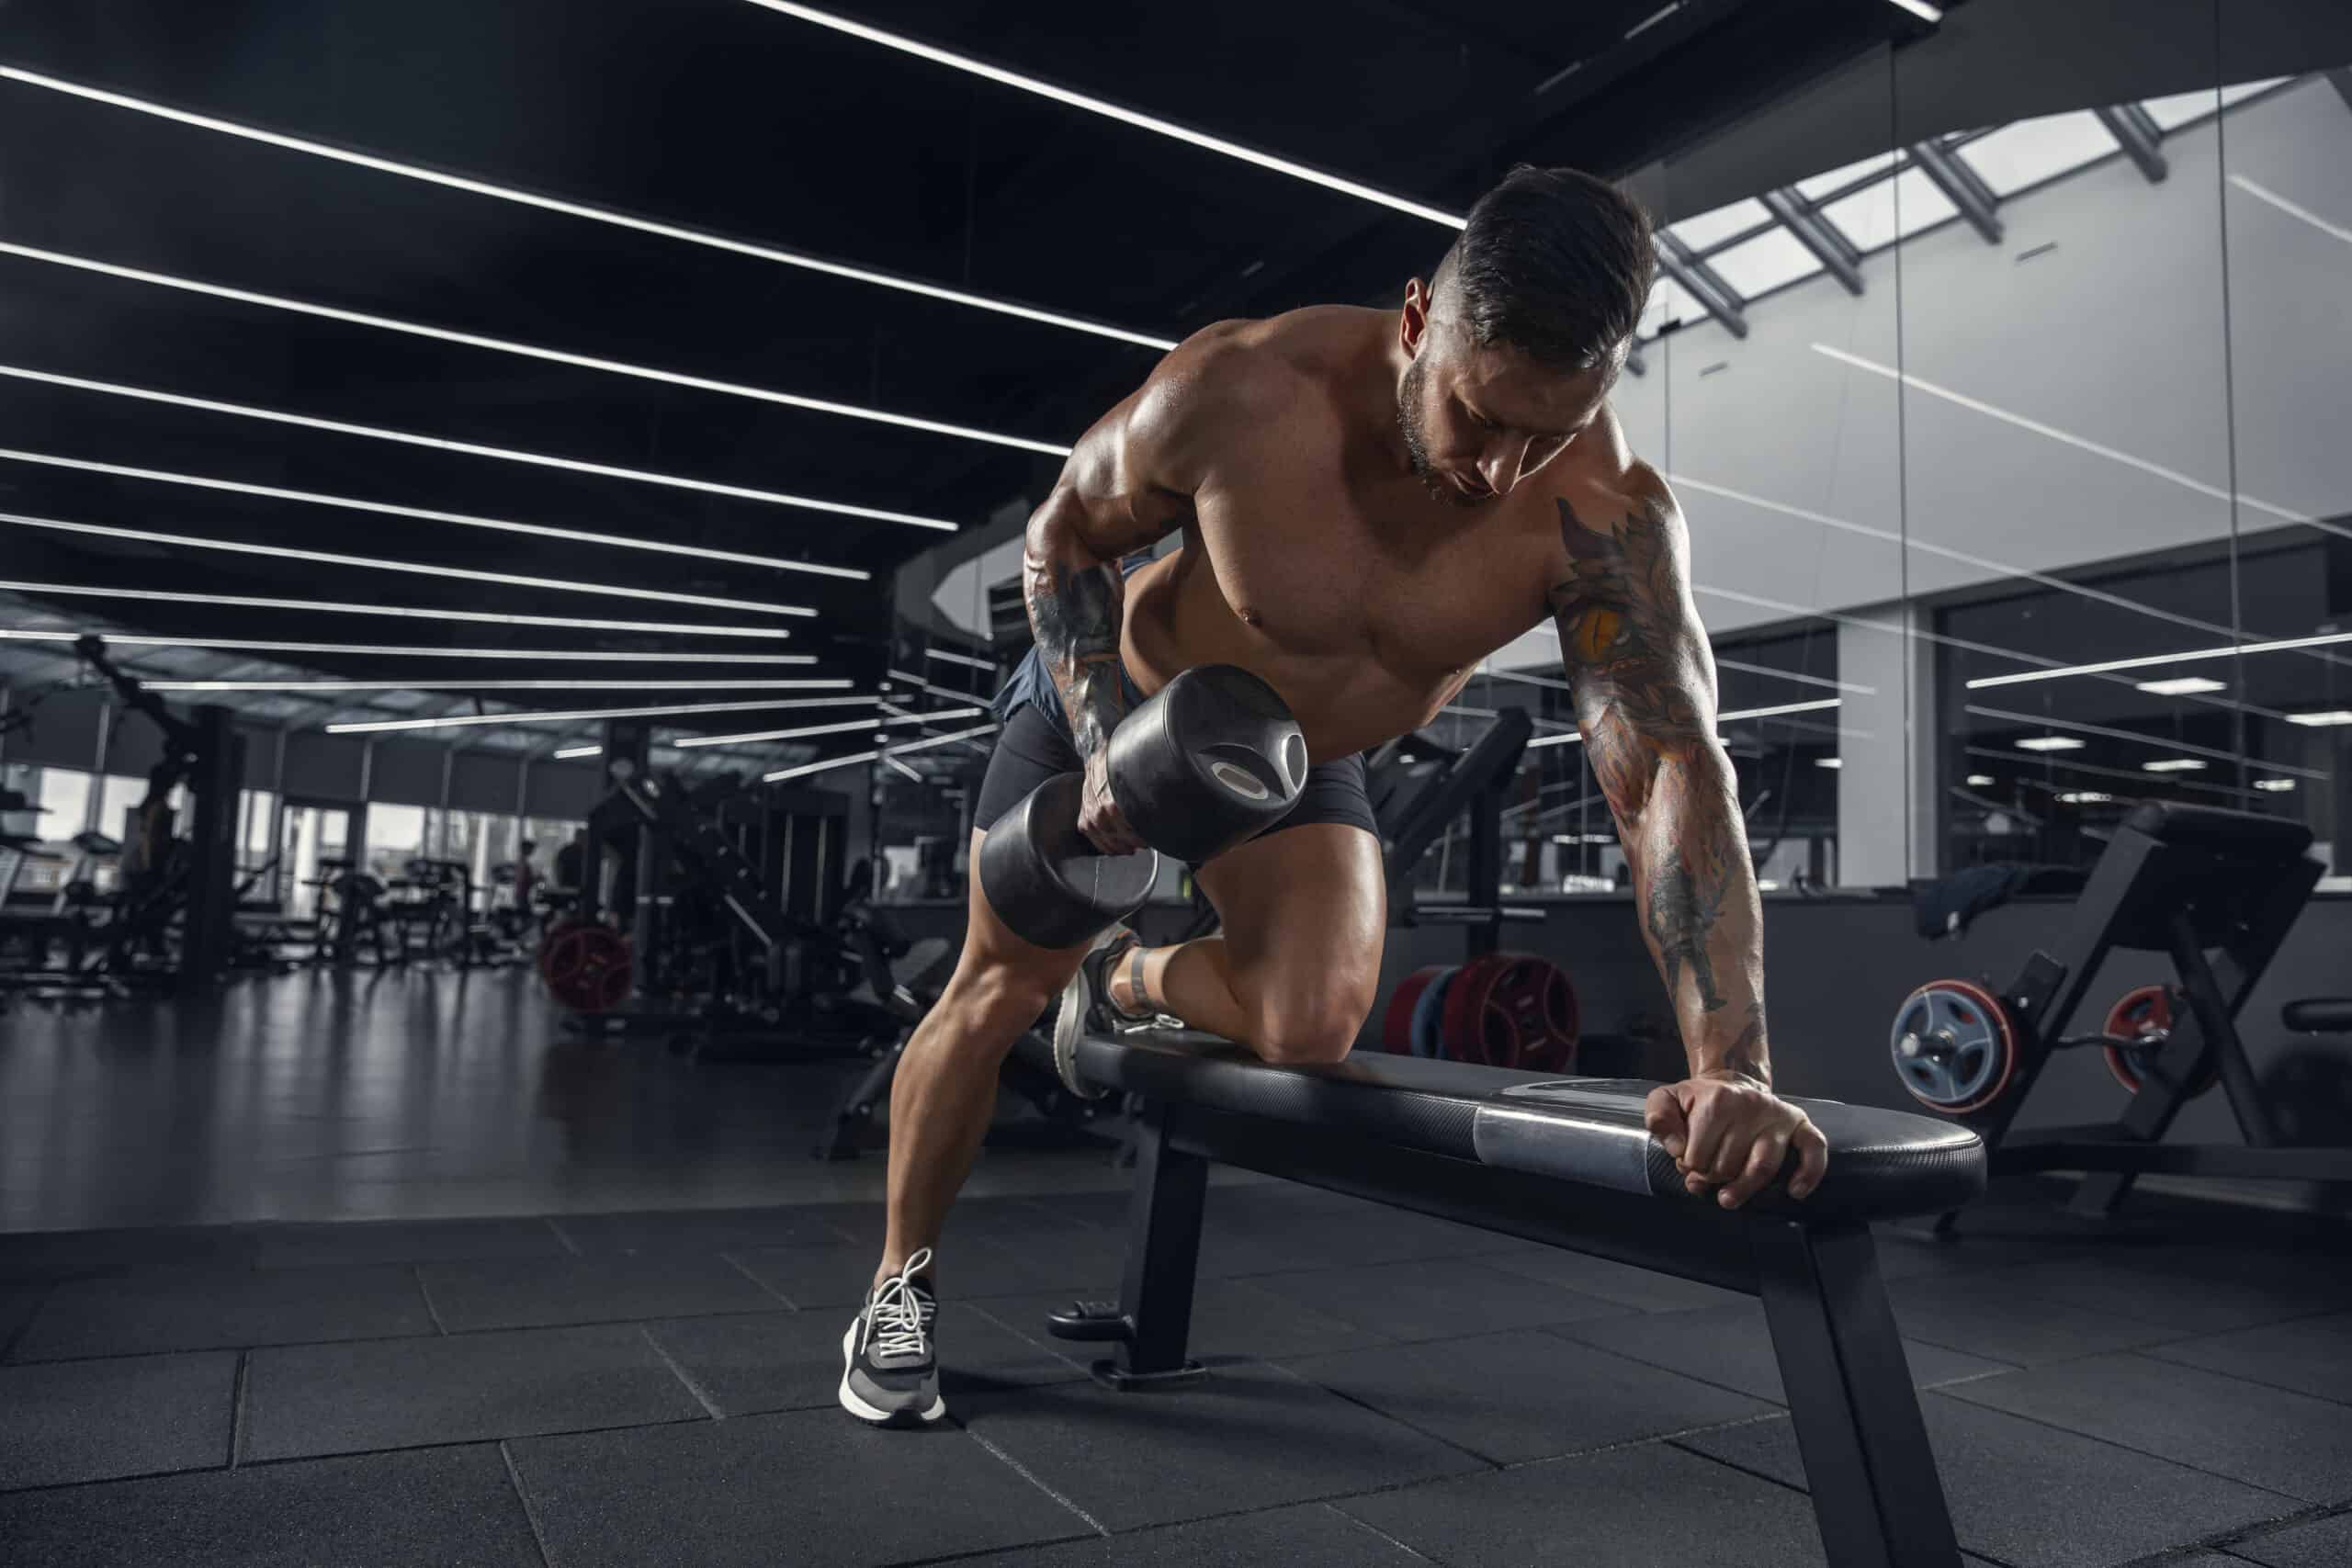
top-left (1437, 165), bottom-right (1656, 372)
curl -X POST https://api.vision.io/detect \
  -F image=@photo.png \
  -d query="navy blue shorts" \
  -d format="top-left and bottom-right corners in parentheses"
top-left (977, 648), bottom-right (1377, 863)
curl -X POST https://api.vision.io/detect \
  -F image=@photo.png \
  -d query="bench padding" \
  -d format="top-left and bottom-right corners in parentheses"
top-left (1066, 1031), bottom-right (1984, 1224)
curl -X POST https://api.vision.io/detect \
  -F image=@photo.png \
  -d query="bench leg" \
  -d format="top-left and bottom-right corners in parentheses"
top-left (1755, 1220), bottom-right (1960, 1568)
top-left (1102, 1105), bottom-right (1209, 1390)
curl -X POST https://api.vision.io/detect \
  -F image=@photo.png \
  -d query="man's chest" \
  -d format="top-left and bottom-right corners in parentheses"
top-left (1188, 467), bottom-right (1555, 672)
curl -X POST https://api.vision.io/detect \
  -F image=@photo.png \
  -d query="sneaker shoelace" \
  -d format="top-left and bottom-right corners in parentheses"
top-left (867, 1247), bottom-right (934, 1362)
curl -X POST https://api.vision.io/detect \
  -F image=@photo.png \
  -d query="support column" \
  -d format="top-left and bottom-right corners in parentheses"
top-left (1837, 602), bottom-right (1939, 887)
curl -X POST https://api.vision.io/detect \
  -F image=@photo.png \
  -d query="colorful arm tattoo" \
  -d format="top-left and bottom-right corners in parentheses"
top-left (1549, 492), bottom-right (1770, 1087)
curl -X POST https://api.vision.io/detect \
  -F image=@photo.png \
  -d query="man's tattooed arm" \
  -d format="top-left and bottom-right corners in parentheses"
top-left (1023, 542), bottom-right (1129, 759)
top-left (1550, 486), bottom-right (1770, 1087)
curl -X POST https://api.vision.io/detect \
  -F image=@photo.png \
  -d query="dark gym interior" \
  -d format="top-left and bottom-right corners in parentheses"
top-left (3, 3), bottom-right (2350, 1564)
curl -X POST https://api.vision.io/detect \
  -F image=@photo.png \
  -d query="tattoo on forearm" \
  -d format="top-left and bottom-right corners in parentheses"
top-left (1647, 852), bottom-right (1726, 1012)
top-left (1023, 550), bottom-right (1126, 755)
top-left (1551, 491), bottom-right (1769, 1066)
top-left (1722, 999), bottom-right (1770, 1086)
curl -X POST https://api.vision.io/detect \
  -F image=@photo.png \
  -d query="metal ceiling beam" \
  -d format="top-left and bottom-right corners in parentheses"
top-left (1652, 232), bottom-right (1748, 339)
top-left (1757, 187), bottom-right (1864, 296)
top-left (2094, 105), bottom-right (2166, 185)
top-left (2327, 68), bottom-right (2351, 117)
top-left (1906, 140), bottom-right (2003, 245)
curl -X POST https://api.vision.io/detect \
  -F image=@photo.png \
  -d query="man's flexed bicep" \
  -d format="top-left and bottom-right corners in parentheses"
top-left (1548, 481), bottom-right (1766, 1081)
top-left (1023, 328), bottom-right (1264, 852)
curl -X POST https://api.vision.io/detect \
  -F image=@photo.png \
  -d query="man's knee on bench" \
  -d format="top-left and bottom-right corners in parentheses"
top-left (1236, 965), bottom-right (1376, 1066)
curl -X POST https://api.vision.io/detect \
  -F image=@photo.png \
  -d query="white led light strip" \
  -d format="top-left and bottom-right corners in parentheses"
top-left (0, 448), bottom-right (866, 581)
top-left (0, 628), bottom-right (819, 662)
top-left (0, 64), bottom-right (1174, 351)
top-left (2230, 175), bottom-right (2352, 250)
top-left (144, 679), bottom-right (850, 693)
top-left (326, 694), bottom-right (853, 735)
top-left (0, 581), bottom-right (787, 639)
top-left (740, 4), bottom-right (1464, 229)
top-left (1809, 344), bottom-right (2326, 534)
top-left (0, 241), bottom-right (1071, 458)
top-left (1526, 696), bottom-right (1841, 750)
top-left (763, 720), bottom-right (1000, 783)
top-left (680, 704), bottom-right (986, 748)
top-left (1966, 704), bottom-right (2330, 781)
top-left (0, 364), bottom-right (957, 533)
top-left (1967, 628), bottom-right (2352, 689)
top-left (0, 510), bottom-right (813, 618)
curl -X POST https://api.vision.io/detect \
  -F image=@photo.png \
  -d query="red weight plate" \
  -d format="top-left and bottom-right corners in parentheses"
top-left (1504, 956), bottom-right (1581, 1074)
top-left (2101, 984), bottom-right (2216, 1096)
top-left (543, 925), bottom-right (633, 1014)
top-left (1438, 953), bottom-right (1523, 1067)
top-left (1382, 965), bottom-right (1453, 1054)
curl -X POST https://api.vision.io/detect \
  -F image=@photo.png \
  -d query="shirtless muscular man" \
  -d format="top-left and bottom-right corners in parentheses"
top-left (839, 165), bottom-right (1829, 1427)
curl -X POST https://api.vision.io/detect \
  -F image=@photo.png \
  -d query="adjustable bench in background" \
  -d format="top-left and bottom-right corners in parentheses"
top-left (1024, 1030), bottom-right (1986, 1568)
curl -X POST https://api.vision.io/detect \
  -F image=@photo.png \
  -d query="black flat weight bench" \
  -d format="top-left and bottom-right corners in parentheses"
top-left (1033, 1029), bottom-right (1984, 1568)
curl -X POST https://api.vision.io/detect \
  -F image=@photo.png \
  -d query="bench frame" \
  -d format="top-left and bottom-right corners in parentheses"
top-left (1095, 1099), bottom-right (1961, 1568)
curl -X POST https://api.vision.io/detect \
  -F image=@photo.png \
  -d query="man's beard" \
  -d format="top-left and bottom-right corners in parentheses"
top-left (1396, 355), bottom-right (1483, 510)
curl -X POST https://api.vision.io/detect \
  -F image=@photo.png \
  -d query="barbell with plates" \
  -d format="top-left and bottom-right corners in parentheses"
top-left (2099, 984), bottom-right (2220, 1097)
top-left (1889, 978), bottom-right (2018, 1114)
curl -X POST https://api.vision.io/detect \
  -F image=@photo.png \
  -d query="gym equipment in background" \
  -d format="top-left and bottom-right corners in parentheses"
top-left (1884, 801), bottom-right (2352, 1218)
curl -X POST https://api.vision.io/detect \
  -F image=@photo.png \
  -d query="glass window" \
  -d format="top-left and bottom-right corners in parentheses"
top-left (2142, 87), bottom-right (2222, 132)
top-left (34, 766), bottom-right (93, 842)
top-left (1819, 165), bottom-right (1956, 251)
top-left (1637, 276), bottom-right (1708, 338)
top-left (1952, 111), bottom-right (2119, 197)
top-left (1708, 227), bottom-right (1826, 300)
top-left (1796, 153), bottom-right (1895, 203)
top-left (1668, 197), bottom-right (1772, 255)
top-left (364, 802), bottom-right (430, 881)
top-left (95, 773), bottom-right (160, 843)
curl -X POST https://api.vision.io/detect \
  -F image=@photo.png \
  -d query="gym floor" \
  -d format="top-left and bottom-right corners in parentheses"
top-left (2, 972), bottom-right (2348, 1567)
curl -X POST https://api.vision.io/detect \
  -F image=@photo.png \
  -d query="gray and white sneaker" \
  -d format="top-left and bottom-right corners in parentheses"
top-left (839, 1248), bottom-right (944, 1426)
top-left (1052, 926), bottom-right (1158, 1098)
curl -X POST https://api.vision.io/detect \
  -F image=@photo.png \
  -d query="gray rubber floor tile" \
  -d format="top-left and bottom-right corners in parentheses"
top-left (1281, 1328), bottom-right (1774, 1463)
top-left (1886, 1270), bottom-right (2187, 1366)
top-left (253, 1215), bottom-right (568, 1269)
top-left (1477, 1245), bottom-right (1747, 1312)
top-left (950, 1502), bottom-right (1430, 1565)
top-left (1249, 1258), bottom-right (1624, 1341)
top-left (549, 1204), bottom-right (856, 1256)
top-left (9, 1263), bottom-right (435, 1361)
top-left (971, 1275), bottom-right (1394, 1363)
top-left (956, 1359), bottom-right (1485, 1532)
top-left (0, 1443), bottom-right (541, 1566)
top-left (2146, 1311), bottom-right (2352, 1405)
top-left (1989, 1246), bottom-right (2351, 1335)
top-left (2228, 1508), bottom-right (2352, 1567)
top-left (416, 1252), bottom-right (779, 1332)
top-left (1680, 1393), bottom-right (2290, 1568)
top-left (0, 1224), bottom-right (256, 1281)
top-left (720, 1239), bottom-right (889, 1310)
top-left (734, 1230), bottom-right (1124, 1305)
top-left (645, 1302), bottom-right (1084, 1416)
top-left (1339, 1437), bottom-right (1835, 1566)
top-left (1558, 1298), bottom-right (2003, 1404)
top-left (508, 1405), bottom-right (1091, 1567)
top-left (1940, 1353), bottom-right (2352, 1504)
top-left (0, 1350), bottom-right (235, 1490)
top-left (243, 1322), bottom-right (707, 1461)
